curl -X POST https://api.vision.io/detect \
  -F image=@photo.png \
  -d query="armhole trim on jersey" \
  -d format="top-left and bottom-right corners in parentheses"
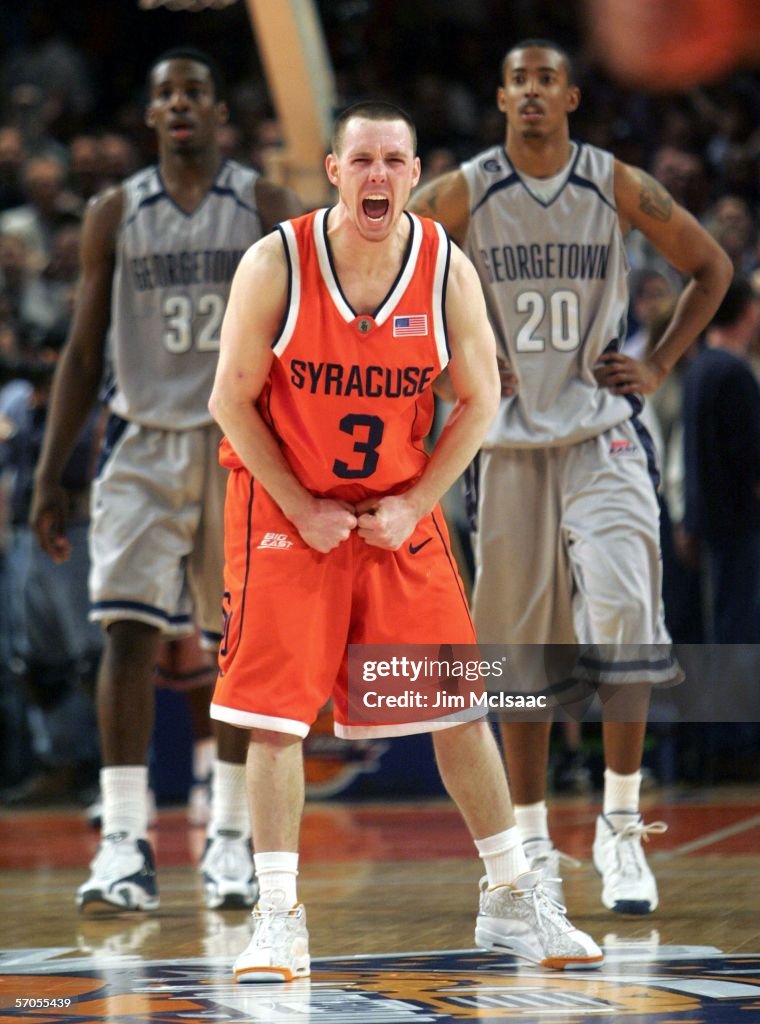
top-left (567, 147), bottom-right (617, 212)
top-left (272, 222), bottom-right (299, 356)
top-left (374, 212), bottom-right (422, 326)
top-left (210, 183), bottom-right (260, 217)
top-left (211, 160), bottom-right (261, 218)
top-left (432, 221), bottom-right (451, 368)
top-left (123, 168), bottom-right (160, 230)
top-left (471, 171), bottom-right (520, 215)
top-left (460, 158), bottom-right (477, 215)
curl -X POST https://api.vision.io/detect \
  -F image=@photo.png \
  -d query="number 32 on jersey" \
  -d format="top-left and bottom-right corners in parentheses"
top-left (162, 292), bottom-right (225, 353)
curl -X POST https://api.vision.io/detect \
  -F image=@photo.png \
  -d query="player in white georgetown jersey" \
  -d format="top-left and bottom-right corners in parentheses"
top-left (109, 158), bottom-right (258, 430)
top-left (31, 48), bottom-right (303, 914)
top-left (411, 40), bottom-right (731, 916)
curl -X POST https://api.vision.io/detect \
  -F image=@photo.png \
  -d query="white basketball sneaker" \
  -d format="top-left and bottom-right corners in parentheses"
top-left (77, 833), bottom-right (159, 914)
top-left (593, 813), bottom-right (667, 914)
top-left (234, 903), bottom-right (311, 982)
top-left (475, 871), bottom-right (603, 970)
top-left (201, 830), bottom-right (257, 910)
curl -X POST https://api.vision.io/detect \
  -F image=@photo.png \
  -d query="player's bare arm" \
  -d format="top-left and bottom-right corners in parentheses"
top-left (209, 234), bottom-right (357, 554)
top-left (255, 177), bottom-right (305, 233)
top-left (31, 186), bottom-right (122, 562)
top-left (408, 169), bottom-right (471, 247)
top-left (595, 161), bottom-right (732, 396)
top-left (435, 356), bottom-right (516, 403)
top-left (412, 175), bottom-right (479, 406)
top-left (412, 173), bottom-right (518, 400)
top-left (357, 246), bottom-right (499, 549)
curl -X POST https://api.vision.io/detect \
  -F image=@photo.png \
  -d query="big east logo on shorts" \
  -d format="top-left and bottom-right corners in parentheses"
top-left (609, 439), bottom-right (637, 457)
top-left (257, 531), bottom-right (294, 549)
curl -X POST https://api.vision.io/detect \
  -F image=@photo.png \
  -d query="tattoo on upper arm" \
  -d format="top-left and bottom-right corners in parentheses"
top-left (638, 171), bottom-right (673, 222)
top-left (415, 185), bottom-right (439, 217)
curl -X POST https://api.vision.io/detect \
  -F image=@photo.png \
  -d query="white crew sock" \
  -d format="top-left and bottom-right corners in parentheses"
top-left (192, 737), bottom-right (215, 782)
top-left (208, 760), bottom-right (250, 837)
top-left (254, 851), bottom-right (299, 910)
top-left (603, 768), bottom-right (642, 819)
top-left (475, 826), bottom-right (530, 887)
top-left (101, 765), bottom-right (150, 840)
top-left (513, 801), bottom-right (550, 844)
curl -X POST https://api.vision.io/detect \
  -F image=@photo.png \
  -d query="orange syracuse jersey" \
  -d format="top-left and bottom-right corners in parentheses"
top-left (219, 207), bottom-right (451, 503)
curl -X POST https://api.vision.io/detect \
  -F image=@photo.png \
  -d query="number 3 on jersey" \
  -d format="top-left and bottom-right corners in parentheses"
top-left (515, 289), bottom-right (581, 352)
top-left (162, 293), bottom-right (225, 353)
top-left (333, 413), bottom-right (384, 479)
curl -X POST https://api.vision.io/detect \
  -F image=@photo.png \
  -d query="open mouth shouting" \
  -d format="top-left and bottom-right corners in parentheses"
top-left (362, 194), bottom-right (390, 221)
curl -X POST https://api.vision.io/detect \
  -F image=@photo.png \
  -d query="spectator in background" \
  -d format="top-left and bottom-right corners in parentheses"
top-left (0, 1), bottom-right (94, 140)
top-left (410, 72), bottom-right (479, 158)
top-left (0, 155), bottom-right (81, 270)
top-left (216, 122), bottom-right (245, 162)
top-left (0, 326), bottom-right (32, 791)
top-left (0, 338), bottom-right (101, 805)
top-left (248, 117), bottom-right (286, 180)
top-left (650, 144), bottom-right (709, 218)
top-left (624, 270), bottom-right (676, 361)
top-left (704, 195), bottom-right (758, 274)
top-left (98, 132), bottom-right (139, 188)
top-left (644, 304), bottom-right (705, 646)
top-left (36, 217), bottom-right (81, 340)
top-left (417, 147), bottom-right (458, 189)
top-left (680, 277), bottom-right (760, 643)
top-left (0, 126), bottom-right (27, 212)
top-left (0, 230), bottom-right (62, 346)
top-left (626, 146), bottom-right (707, 291)
top-left (698, 86), bottom-right (760, 201)
top-left (68, 135), bottom-right (104, 203)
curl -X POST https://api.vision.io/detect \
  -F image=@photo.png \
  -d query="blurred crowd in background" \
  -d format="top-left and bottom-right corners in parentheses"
top-left (0, 0), bottom-right (758, 809)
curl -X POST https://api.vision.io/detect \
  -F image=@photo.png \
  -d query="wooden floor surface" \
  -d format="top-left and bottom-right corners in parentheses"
top-left (1, 787), bottom-right (759, 1023)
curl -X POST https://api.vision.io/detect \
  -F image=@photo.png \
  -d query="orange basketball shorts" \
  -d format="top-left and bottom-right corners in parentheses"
top-left (210, 472), bottom-right (476, 738)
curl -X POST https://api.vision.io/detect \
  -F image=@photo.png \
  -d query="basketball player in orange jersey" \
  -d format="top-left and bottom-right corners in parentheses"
top-left (208, 100), bottom-right (604, 983)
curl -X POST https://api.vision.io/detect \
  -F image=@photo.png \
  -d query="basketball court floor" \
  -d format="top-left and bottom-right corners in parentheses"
top-left (2, 787), bottom-right (759, 1023)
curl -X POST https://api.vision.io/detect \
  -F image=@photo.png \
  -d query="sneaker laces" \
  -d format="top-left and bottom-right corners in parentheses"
top-left (610, 820), bottom-right (667, 879)
top-left (511, 879), bottom-right (572, 926)
top-left (251, 905), bottom-right (302, 948)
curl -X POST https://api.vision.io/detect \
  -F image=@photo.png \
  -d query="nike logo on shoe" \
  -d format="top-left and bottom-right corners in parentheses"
top-left (408, 538), bottom-right (432, 555)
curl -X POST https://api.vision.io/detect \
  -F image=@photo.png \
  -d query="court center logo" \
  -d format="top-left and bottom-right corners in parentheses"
top-left (3, 947), bottom-right (759, 1023)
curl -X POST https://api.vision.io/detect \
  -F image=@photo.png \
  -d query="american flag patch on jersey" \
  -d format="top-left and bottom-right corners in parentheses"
top-left (393, 314), bottom-right (428, 337)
